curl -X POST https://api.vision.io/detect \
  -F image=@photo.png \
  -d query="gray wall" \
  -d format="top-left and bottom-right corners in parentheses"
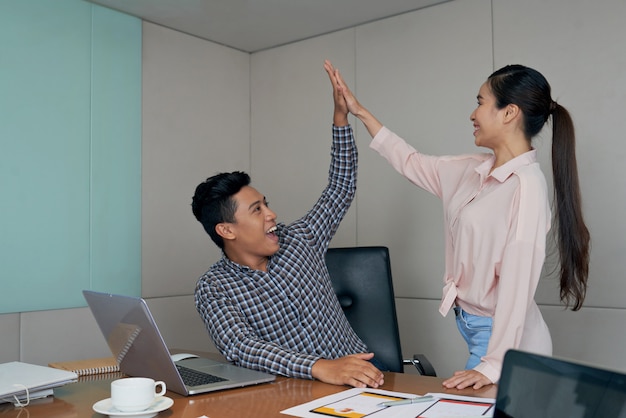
top-left (2, 0), bottom-right (625, 379)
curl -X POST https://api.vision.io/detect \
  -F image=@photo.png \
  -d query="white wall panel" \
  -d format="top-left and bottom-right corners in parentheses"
top-left (397, 300), bottom-right (626, 378)
top-left (142, 22), bottom-right (251, 297)
top-left (16, 298), bottom-right (217, 368)
top-left (250, 30), bottom-right (359, 247)
top-left (543, 305), bottom-right (626, 373)
top-left (493, 0), bottom-right (626, 309)
top-left (21, 307), bottom-right (111, 366)
top-left (0, 314), bottom-right (20, 364)
top-left (397, 298), bottom-right (467, 378)
top-left (354, 0), bottom-right (493, 299)
top-left (146, 295), bottom-right (218, 354)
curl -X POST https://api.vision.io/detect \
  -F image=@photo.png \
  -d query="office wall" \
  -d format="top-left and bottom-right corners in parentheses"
top-left (5, 0), bottom-right (626, 379)
top-left (352, 0), bottom-right (493, 374)
top-left (0, 1), bottom-right (142, 364)
top-left (250, 30), bottom-right (358, 245)
top-left (0, 18), bottom-right (237, 365)
top-left (141, 23), bottom-right (251, 299)
top-left (0, 0), bottom-right (141, 315)
top-left (491, 0), bottom-right (626, 371)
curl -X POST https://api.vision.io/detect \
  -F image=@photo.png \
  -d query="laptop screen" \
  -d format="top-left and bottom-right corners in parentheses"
top-left (83, 290), bottom-right (276, 396)
top-left (495, 350), bottom-right (626, 418)
top-left (82, 290), bottom-right (177, 380)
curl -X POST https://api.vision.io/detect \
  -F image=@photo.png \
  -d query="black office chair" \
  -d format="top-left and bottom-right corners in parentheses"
top-left (325, 246), bottom-right (436, 376)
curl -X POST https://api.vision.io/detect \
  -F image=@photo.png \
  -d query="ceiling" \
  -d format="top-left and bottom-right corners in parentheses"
top-left (87, 0), bottom-right (450, 53)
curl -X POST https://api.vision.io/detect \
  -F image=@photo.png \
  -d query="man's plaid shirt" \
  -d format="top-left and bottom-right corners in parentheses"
top-left (194, 125), bottom-right (367, 379)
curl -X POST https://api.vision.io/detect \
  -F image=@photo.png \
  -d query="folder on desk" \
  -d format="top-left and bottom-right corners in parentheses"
top-left (0, 361), bottom-right (78, 404)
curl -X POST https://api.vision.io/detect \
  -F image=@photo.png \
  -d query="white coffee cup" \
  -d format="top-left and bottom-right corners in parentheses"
top-left (110, 377), bottom-right (166, 412)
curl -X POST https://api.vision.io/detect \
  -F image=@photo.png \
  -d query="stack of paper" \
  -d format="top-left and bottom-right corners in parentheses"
top-left (280, 387), bottom-right (495, 418)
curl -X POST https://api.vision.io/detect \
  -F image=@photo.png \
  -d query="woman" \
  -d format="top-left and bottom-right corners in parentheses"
top-left (323, 60), bottom-right (590, 389)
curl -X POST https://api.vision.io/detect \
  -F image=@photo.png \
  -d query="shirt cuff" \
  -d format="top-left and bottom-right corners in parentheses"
top-left (369, 125), bottom-right (391, 150)
top-left (473, 361), bottom-right (500, 384)
top-left (293, 355), bottom-right (320, 380)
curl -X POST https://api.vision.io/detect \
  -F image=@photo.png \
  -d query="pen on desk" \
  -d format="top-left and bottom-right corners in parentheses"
top-left (378, 395), bottom-right (434, 407)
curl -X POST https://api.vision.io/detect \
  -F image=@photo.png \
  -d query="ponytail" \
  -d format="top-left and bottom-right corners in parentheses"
top-left (550, 104), bottom-right (590, 310)
top-left (488, 64), bottom-right (590, 310)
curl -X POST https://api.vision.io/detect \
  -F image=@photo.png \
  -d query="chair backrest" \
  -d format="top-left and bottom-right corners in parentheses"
top-left (325, 246), bottom-right (404, 373)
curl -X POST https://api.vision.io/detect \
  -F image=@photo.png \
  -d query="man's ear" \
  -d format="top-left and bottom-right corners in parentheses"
top-left (215, 223), bottom-right (235, 241)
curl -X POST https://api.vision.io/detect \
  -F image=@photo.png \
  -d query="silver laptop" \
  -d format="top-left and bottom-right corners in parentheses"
top-left (494, 349), bottom-right (626, 417)
top-left (83, 290), bottom-right (275, 396)
top-left (0, 362), bottom-right (78, 404)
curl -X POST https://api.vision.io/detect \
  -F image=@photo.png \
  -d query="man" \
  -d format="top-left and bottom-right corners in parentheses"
top-left (191, 62), bottom-right (384, 388)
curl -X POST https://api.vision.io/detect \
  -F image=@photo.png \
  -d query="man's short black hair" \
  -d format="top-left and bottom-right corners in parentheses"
top-left (191, 171), bottom-right (251, 249)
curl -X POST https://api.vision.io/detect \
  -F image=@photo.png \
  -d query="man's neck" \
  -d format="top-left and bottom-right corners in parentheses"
top-left (224, 248), bottom-right (269, 272)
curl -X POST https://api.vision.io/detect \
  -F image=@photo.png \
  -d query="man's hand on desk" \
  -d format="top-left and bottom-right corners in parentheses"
top-left (311, 353), bottom-right (385, 388)
top-left (442, 369), bottom-right (492, 390)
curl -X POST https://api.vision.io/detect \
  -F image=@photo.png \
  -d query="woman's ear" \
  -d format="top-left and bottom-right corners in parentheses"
top-left (503, 103), bottom-right (520, 123)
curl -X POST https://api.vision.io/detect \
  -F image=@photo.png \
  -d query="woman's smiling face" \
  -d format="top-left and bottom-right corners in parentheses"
top-left (470, 82), bottom-right (507, 150)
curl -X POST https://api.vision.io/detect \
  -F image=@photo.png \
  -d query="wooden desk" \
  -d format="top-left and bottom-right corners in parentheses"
top-left (0, 372), bottom-right (496, 418)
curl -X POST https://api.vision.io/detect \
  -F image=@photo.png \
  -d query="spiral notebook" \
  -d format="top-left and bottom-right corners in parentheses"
top-left (49, 357), bottom-right (120, 376)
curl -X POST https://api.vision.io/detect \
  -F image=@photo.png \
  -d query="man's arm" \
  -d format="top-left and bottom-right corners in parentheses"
top-left (196, 278), bottom-right (384, 387)
top-left (327, 60), bottom-right (349, 128)
top-left (312, 355), bottom-right (384, 388)
top-left (294, 64), bottom-right (359, 249)
top-left (196, 278), bottom-right (320, 378)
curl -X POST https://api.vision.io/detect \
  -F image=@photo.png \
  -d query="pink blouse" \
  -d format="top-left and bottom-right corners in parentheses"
top-left (371, 126), bottom-right (553, 383)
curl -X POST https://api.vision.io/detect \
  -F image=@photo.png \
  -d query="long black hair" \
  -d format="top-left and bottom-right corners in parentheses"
top-left (488, 65), bottom-right (590, 310)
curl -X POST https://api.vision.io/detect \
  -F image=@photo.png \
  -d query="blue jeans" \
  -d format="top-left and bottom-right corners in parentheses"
top-left (454, 306), bottom-right (493, 369)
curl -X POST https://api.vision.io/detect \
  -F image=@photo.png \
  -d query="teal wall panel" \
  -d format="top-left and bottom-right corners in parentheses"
top-left (90, 6), bottom-right (142, 296)
top-left (0, 0), bottom-right (141, 313)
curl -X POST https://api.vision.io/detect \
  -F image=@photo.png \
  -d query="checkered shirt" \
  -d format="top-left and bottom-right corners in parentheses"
top-left (194, 125), bottom-right (367, 379)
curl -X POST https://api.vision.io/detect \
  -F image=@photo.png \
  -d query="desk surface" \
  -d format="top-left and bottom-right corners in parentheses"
top-left (0, 372), bottom-right (497, 418)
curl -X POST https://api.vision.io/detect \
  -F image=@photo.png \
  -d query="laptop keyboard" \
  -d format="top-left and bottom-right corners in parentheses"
top-left (176, 364), bottom-right (228, 386)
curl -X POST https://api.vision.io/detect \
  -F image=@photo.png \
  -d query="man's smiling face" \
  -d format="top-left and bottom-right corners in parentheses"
top-left (224, 185), bottom-right (279, 264)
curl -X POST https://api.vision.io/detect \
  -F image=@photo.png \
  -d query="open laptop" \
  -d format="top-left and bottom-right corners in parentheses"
top-left (494, 349), bottom-right (626, 417)
top-left (83, 290), bottom-right (275, 396)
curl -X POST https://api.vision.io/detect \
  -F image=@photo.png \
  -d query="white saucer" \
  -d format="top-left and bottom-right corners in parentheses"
top-left (92, 396), bottom-right (174, 417)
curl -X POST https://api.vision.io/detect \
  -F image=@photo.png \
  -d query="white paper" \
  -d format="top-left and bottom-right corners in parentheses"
top-left (281, 388), bottom-right (495, 418)
top-left (420, 393), bottom-right (495, 417)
